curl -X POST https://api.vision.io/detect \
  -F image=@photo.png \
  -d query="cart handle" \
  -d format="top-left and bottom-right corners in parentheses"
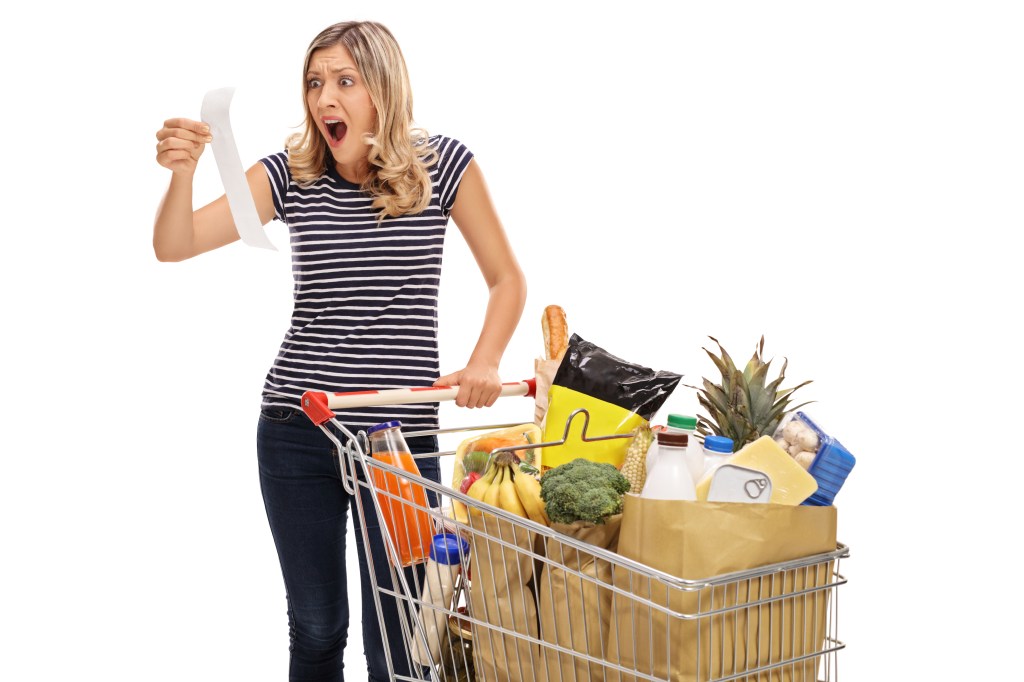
top-left (301, 379), bottom-right (537, 425)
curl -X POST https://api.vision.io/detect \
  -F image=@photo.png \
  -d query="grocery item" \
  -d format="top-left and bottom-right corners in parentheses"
top-left (641, 431), bottom-right (697, 501)
top-left (542, 334), bottom-right (682, 469)
top-left (367, 421), bottom-right (435, 566)
top-left (620, 424), bottom-right (654, 494)
top-left (465, 450), bottom-right (549, 525)
top-left (653, 414), bottom-right (704, 486)
top-left (534, 304), bottom-right (569, 425)
top-left (644, 437), bottom-right (659, 477)
top-left (694, 435), bottom-right (818, 505)
top-left (439, 608), bottom-right (474, 681)
top-left (705, 464), bottom-right (772, 503)
top-left (542, 304), bottom-right (569, 361)
top-left (412, 533), bottom-right (470, 666)
top-left (451, 424), bottom-right (541, 522)
top-left (689, 336), bottom-right (813, 450)
top-left (773, 411), bottom-right (856, 506)
top-left (465, 453), bottom-right (543, 680)
top-left (540, 458), bottom-right (631, 525)
top-left (702, 434), bottom-right (734, 479)
top-left (512, 468), bottom-right (551, 526)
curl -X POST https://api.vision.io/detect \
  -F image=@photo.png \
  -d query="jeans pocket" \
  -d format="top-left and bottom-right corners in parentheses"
top-left (259, 406), bottom-right (297, 424)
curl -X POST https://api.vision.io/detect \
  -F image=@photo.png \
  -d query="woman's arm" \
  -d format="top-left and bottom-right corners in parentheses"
top-left (153, 117), bottom-right (276, 262)
top-left (435, 158), bottom-right (528, 408)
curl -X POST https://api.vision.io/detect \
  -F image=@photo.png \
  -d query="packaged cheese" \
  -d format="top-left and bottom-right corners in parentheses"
top-left (695, 436), bottom-right (818, 505)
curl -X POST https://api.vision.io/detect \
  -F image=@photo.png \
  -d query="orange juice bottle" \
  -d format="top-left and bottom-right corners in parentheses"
top-left (366, 421), bottom-right (434, 567)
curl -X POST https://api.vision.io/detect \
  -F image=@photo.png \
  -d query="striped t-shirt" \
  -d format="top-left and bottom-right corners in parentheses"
top-left (258, 135), bottom-right (474, 430)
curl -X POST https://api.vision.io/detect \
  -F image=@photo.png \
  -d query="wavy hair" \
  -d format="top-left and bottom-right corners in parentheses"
top-left (287, 21), bottom-right (437, 220)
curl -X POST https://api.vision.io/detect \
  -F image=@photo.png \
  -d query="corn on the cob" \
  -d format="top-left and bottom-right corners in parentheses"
top-left (620, 424), bottom-right (654, 494)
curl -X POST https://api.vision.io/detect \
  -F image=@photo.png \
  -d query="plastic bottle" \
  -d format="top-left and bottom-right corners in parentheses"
top-left (666, 414), bottom-right (704, 489)
top-left (647, 415), bottom-right (703, 486)
top-left (702, 435), bottom-right (735, 480)
top-left (641, 431), bottom-right (697, 500)
top-left (644, 432), bottom-right (660, 477)
top-left (367, 421), bottom-right (434, 567)
top-left (412, 533), bottom-right (470, 666)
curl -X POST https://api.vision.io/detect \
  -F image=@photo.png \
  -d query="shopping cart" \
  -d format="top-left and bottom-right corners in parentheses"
top-left (301, 385), bottom-right (850, 682)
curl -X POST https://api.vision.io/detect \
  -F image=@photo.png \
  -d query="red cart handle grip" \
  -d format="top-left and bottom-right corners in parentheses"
top-left (301, 379), bottom-right (537, 426)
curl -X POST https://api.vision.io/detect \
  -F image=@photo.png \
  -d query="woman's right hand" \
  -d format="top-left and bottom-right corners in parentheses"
top-left (155, 118), bottom-right (213, 176)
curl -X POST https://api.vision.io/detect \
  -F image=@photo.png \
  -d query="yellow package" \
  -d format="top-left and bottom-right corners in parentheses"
top-left (543, 386), bottom-right (647, 467)
top-left (542, 334), bottom-right (682, 469)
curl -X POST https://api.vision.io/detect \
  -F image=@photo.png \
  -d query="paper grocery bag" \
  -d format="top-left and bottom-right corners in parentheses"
top-left (605, 496), bottom-right (837, 682)
top-left (466, 510), bottom-right (539, 682)
top-left (536, 516), bottom-right (622, 682)
top-left (534, 357), bottom-right (561, 427)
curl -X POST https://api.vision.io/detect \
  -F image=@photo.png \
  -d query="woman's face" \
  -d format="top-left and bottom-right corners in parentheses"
top-left (305, 44), bottom-right (377, 178)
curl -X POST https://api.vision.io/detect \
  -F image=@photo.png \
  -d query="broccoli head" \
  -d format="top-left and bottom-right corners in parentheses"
top-left (540, 458), bottom-right (631, 525)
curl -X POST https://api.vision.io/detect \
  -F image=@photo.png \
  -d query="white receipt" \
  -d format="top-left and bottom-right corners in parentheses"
top-left (200, 87), bottom-right (277, 251)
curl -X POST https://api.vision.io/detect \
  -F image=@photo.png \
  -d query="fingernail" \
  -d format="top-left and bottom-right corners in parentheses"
top-left (205, 135), bottom-right (213, 142)
top-left (201, 124), bottom-right (210, 133)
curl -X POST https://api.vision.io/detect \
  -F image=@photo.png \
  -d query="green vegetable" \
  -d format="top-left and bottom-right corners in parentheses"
top-left (540, 458), bottom-right (630, 525)
top-left (462, 450), bottom-right (491, 475)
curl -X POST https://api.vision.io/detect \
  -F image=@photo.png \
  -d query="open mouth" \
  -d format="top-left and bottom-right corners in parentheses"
top-left (323, 118), bottom-right (348, 146)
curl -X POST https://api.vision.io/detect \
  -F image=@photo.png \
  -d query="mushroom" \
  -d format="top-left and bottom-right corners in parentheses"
top-left (797, 429), bottom-right (820, 453)
top-left (794, 451), bottom-right (816, 470)
top-left (782, 420), bottom-right (803, 444)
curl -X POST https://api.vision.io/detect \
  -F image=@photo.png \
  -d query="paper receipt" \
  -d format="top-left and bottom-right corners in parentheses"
top-left (200, 87), bottom-right (277, 251)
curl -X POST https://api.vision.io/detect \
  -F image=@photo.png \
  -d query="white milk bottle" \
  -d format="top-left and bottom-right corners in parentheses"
top-left (411, 533), bottom-right (470, 665)
top-left (665, 414), bottom-right (704, 488)
top-left (641, 431), bottom-right (697, 500)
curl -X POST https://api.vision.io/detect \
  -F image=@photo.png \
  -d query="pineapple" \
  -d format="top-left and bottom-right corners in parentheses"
top-left (690, 336), bottom-right (813, 451)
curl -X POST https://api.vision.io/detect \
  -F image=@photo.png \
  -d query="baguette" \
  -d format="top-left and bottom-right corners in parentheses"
top-left (542, 305), bottom-right (568, 361)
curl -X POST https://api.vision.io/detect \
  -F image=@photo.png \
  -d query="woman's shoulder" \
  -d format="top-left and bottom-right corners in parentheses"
top-left (259, 150), bottom-right (291, 173)
top-left (424, 134), bottom-right (474, 169)
top-left (425, 133), bottom-right (467, 151)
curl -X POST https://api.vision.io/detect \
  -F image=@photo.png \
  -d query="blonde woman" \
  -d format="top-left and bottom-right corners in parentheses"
top-left (153, 21), bottom-right (526, 681)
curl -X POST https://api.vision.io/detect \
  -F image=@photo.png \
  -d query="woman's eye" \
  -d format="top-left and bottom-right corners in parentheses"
top-left (340, 77), bottom-right (354, 87)
top-left (307, 79), bottom-right (322, 89)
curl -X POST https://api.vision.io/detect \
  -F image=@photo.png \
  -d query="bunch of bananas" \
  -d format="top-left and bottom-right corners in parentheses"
top-left (465, 452), bottom-right (549, 526)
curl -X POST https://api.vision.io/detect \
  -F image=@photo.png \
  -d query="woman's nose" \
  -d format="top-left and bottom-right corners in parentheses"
top-left (318, 83), bottom-right (341, 108)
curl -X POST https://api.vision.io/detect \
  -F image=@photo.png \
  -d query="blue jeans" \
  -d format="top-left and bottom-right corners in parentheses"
top-left (257, 407), bottom-right (440, 682)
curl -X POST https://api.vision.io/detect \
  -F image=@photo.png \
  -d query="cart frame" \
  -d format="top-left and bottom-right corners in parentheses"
top-left (301, 392), bottom-right (849, 682)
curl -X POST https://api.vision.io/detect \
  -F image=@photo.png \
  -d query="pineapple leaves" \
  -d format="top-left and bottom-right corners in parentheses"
top-left (692, 335), bottom-right (813, 450)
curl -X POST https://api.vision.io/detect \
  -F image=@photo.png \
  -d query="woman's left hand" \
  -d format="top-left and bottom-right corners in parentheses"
top-left (434, 363), bottom-right (502, 408)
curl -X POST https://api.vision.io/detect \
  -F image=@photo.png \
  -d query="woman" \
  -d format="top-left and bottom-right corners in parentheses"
top-left (153, 21), bottom-right (526, 681)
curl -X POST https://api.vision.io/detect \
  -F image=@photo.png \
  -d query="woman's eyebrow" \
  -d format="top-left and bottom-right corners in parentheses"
top-left (306, 66), bottom-right (357, 77)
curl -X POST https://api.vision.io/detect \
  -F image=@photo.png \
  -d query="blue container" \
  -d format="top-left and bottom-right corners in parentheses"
top-left (783, 412), bottom-right (856, 507)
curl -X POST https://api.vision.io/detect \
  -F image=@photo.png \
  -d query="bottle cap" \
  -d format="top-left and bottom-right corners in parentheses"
top-left (656, 431), bottom-right (688, 447)
top-left (704, 435), bottom-right (734, 454)
top-left (667, 414), bottom-right (697, 430)
top-left (367, 420), bottom-right (402, 435)
top-left (429, 533), bottom-right (470, 565)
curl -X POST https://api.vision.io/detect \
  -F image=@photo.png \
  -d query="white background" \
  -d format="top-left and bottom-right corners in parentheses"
top-left (2, 1), bottom-right (1020, 679)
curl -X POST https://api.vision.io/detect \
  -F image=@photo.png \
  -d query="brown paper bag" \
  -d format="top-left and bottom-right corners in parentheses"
top-left (466, 510), bottom-right (539, 682)
top-left (534, 357), bottom-right (561, 427)
top-left (605, 496), bottom-right (838, 682)
top-left (536, 516), bottom-right (622, 682)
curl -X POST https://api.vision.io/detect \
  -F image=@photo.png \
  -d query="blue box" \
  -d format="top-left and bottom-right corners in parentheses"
top-left (774, 411), bottom-right (856, 507)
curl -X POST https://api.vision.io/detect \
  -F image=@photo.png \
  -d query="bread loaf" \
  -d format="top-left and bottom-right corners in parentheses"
top-left (542, 305), bottom-right (568, 361)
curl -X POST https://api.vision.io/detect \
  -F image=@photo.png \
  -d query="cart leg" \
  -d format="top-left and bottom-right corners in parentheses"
top-left (351, 437), bottom-right (441, 681)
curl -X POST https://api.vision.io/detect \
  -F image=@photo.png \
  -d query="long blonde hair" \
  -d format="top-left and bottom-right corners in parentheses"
top-left (287, 21), bottom-right (437, 219)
